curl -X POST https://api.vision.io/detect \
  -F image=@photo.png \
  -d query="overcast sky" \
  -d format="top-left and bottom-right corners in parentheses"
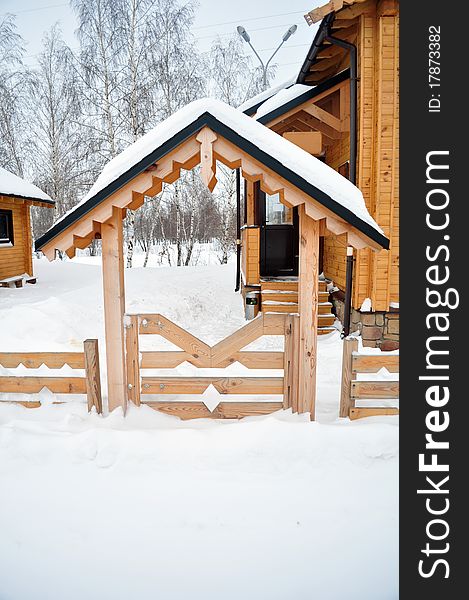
top-left (1, 0), bottom-right (323, 86)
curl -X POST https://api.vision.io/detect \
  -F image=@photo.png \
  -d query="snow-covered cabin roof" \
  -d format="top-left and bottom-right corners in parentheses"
top-left (253, 69), bottom-right (349, 125)
top-left (0, 167), bottom-right (55, 206)
top-left (237, 75), bottom-right (298, 116)
top-left (36, 97), bottom-right (388, 251)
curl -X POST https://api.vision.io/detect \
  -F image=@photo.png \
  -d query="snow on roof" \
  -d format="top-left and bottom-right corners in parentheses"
top-left (254, 84), bottom-right (312, 120)
top-left (0, 167), bottom-right (54, 203)
top-left (49, 97), bottom-right (383, 242)
top-left (237, 75), bottom-right (298, 113)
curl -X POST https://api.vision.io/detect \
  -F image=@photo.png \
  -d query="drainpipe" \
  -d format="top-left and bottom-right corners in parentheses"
top-left (342, 246), bottom-right (354, 337)
top-left (324, 22), bottom-right (358, 333)
top-left (235, 168), bottom-right (241, 292)
top-left (324, 30), bottom-right (357, 184)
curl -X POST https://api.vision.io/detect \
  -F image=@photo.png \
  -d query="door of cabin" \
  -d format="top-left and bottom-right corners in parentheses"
top-left (258, 186), bottom-right (299, 277)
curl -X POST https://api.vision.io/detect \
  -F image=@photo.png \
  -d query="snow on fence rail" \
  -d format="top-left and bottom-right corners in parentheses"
top-left (125, 312), bottom-right (300, 420)
top-left (0, 339), bottom-right (102, 413)
top-left (339, 337), bottom-right (399, 420)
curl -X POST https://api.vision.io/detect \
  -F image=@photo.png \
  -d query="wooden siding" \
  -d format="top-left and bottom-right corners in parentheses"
top-left (353, 4), bottom-right (399, 311)
top-left (241, 227), bottom-right (260, 285)
top-left (0, 196), bottom-right (32, 280)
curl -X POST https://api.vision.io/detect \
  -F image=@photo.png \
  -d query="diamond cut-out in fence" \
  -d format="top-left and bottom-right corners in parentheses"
top-left (201, 384), bottom-right (221, 413)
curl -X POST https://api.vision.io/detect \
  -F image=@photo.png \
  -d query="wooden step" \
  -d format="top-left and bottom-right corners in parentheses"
top-left (260, 280), bottom-right (298, 292)
top-left (318, 290), bottom-right (329, 302)
top-left (318, 326), bottom-right (337, 336)
top-left (261, 290), bottom-right (298, 303)
top-left (318, 280), bottom-right (328, 292)
top-left (261, 301), bottom-right (298, 314)
top-left (318, 314), bottom-right (335, 327)
top-left (318, 302), bottom-right (333, 315)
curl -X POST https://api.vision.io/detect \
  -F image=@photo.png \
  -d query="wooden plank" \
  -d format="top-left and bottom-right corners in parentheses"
top-left (283, 314), bottom-right (299, 410)
top-left (0, 377), bottom-right (86, 394)
top-left (125, 315), bottom-right (141, 405)
top-left (211, 315), bottom-right (264, 367)
top-left (23, 203), bottom-right (33, 276)
top-left (262, 312), bottom-right (288, 335)
top-left (138, 314), bottom-right (211, 367)
top-left (142, 401), bottom-right (283, 420)
top-left (298, 207), bottom-right (320, 417)
top-left (339, 336), bottom-right (358, 418)
top-left (101, 207), bottom-right (127, 413)
top-left (283, 131), bottom-right (323, 155)
top-left (0, 352), bottom-right (85, 369)
top-left (141, 377), bottom-right (284, 395)
top-left (352, 353), bottom-right (399, 373)
top-left (350, 407), bottom-right (399, 420)
top-left (141, 350), bottom-right (283, 370)
top-left (351, 380), bottom-right (399, 399)
top-left (84, 339), bottom-right (102, 414)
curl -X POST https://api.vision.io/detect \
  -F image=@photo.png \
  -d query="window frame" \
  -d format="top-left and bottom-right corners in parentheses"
top-left (0, 209), bottom-right (14, 247)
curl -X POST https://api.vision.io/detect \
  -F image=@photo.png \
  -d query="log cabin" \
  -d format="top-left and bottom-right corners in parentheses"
top-left (0, 167), bottom-right (55, 287)
top-left (238, 0), bottom-right (399, 349)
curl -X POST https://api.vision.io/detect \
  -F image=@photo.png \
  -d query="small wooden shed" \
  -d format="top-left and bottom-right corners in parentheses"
top-left (0, 167), bottom-right (55, 286)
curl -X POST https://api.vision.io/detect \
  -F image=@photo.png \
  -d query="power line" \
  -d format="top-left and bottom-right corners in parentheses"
top-left (1, 2), bottom-right (68, 15)
top-left (192, 9), bottom-right (309, 31)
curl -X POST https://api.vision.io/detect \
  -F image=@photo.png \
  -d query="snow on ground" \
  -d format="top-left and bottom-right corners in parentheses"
top-left (0, 256), bottom-right (398, 599)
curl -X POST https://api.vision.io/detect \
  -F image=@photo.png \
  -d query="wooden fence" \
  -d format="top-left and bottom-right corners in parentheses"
top-left (340, 337), bottom-right (399, 420)
top-left (125, 312), bottom-right (301, 420)
top-left (0, 339), bottom-right (102, 413)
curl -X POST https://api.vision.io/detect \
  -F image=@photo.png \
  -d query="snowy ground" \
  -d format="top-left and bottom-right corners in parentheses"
top-left (0, 255), bottom-right (398, 599)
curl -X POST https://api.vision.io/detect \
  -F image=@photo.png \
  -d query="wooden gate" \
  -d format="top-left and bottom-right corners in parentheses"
top-left (125, 312), bottom-right (300, 419)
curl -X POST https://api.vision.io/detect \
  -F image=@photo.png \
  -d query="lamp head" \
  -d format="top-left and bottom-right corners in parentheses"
top-left (237, 25), bottom-right (250, 43)
top-left (282, 24), bottom-right (298, 42)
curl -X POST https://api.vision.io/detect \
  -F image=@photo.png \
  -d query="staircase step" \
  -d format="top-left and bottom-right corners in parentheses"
top-left (318, 290), bottom-right (329, 302)
top-left (261, 290), bottom-right (298, 303)
top-left (318, 302), bottom-right (333, 315)
top-left (318, 314), bottom-right (335, 327)
top-left (262, 301), bottom-right (298, 314)
top-left (260, 280), bottom-right (298, 292)
top-left (318, 326), bottom-right (337, 336)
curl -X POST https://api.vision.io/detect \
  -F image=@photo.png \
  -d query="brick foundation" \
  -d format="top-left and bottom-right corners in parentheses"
top-left (331, 293), bottom-right (399, 350)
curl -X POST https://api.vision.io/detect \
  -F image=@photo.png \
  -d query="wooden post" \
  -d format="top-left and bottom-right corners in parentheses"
top-left (125, 314), bottom-right (141, 406)
top-left (339, 336), bottom-right (358, 418)
top-left (101, 207), bottom-right (127, 413)
top-left (298, 206), bottom-right (320, 418)
top-left (84, 339), bottom-right (103, 414)
top-left (283, 314), bottom-right (300, 412)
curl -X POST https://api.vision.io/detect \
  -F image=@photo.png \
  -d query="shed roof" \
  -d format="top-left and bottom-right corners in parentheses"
top-left (0, 167), bottom-right (55, 206)
top-left (36, 97), bottom-right (388, 252)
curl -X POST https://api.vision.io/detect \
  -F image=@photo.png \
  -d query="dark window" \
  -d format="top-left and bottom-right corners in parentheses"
top-left (0, 209), bottom-right (14, 245)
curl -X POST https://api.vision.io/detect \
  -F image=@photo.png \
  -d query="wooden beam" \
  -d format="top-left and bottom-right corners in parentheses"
top-left (125, 315), bottom-right (141, 405)
top-left (303, 103), bottom-right (343, 131)
top-left (101, 207), bottom-right (127, 413)
top-left (351, 380), bottom-right (399, 399)
top-left (84, 339), bottom-right (102, 414)
top-left (142, 401), bottom-right (283, 420)
top-left (339, 336), bottom-right (358, 417)
top-left (0, 352), bottom-right (84, 369)
top-left (0, 377), bottom-right (86, 394)
top-left (350, 407), bottom-right (399, 420)
top-left (304, 0), bottom-right (344, 25)
top-left (352, 354), bottom-right (399, 373)
top-left (141, 377), bottom-right (284, 395)
top-left (298, 206), bottom-right (320, 418)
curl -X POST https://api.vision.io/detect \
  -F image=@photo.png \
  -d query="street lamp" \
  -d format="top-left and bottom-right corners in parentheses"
top-left (237, 24), bottom-right (298, 90)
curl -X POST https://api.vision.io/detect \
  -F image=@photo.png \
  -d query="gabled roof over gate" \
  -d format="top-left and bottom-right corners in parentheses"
top-left (35, 98), bottom-right (388, 255)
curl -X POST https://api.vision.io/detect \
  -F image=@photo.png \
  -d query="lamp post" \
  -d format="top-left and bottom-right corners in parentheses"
top-left (237, 24), bottom-right (298, 90)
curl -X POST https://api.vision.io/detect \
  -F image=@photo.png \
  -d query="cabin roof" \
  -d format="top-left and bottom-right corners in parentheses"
top-left (237, 75), bottom-right (298, 116)
top-left (254, 69), bottom-right (349, 125)
top-left (36, 98), bottom-right (388, 252)
top-left (0, 167), bottom-right (55, 206)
